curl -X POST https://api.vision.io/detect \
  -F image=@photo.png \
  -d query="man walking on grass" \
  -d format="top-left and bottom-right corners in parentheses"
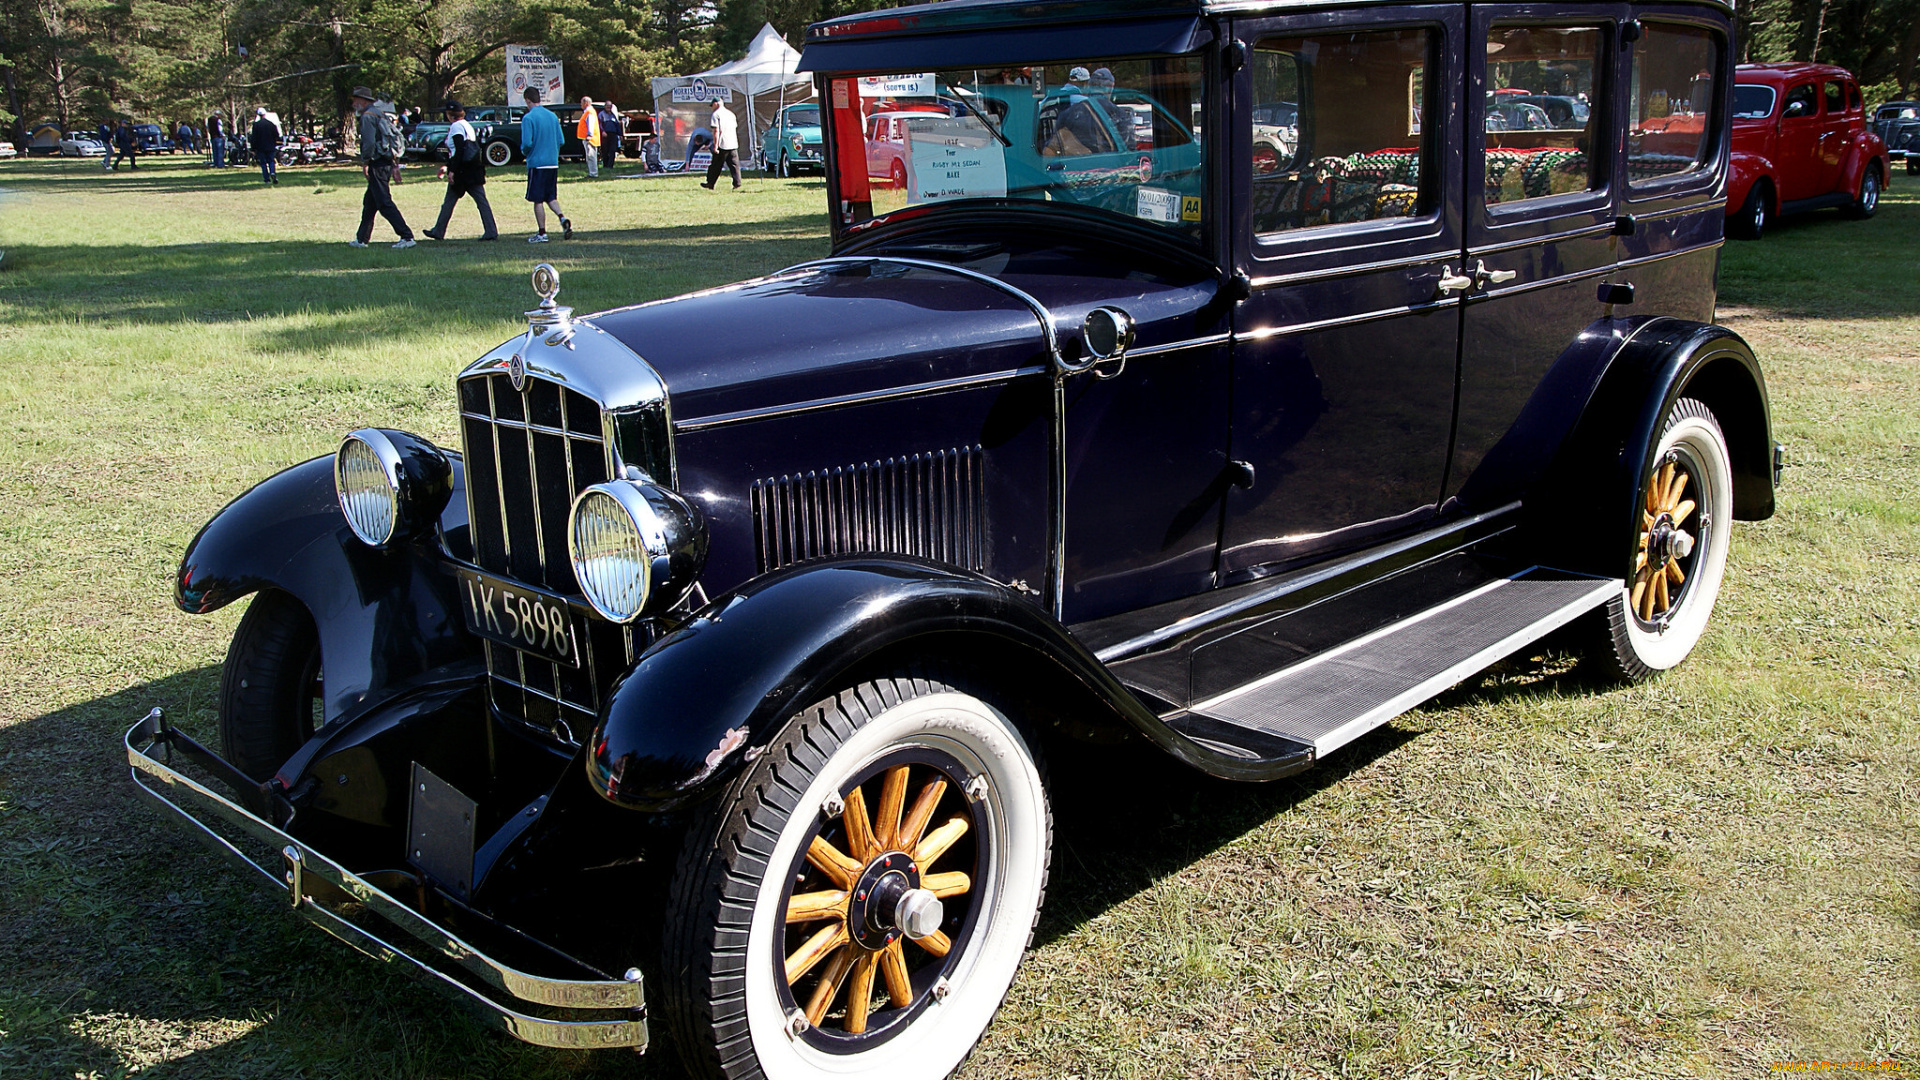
top-left (577, 96), bottom-right (601, 178)
top-left (519, 87), bottom-right (572, 243)
top-left (349, 85), bottom-right (416, 249)
top-left (422, 100), bottom-right (498, 242)
top-left (701, 96), bottom-right (741, 190)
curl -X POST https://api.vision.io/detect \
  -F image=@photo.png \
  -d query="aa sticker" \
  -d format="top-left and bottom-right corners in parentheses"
top-left (1181, 196), bottom-right (1203, 221)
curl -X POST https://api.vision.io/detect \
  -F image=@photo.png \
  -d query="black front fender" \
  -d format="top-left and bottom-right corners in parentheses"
top-left (586, 558), bottom-right (1285, 813)
top-left (176, 454), bottom-right (477, 724)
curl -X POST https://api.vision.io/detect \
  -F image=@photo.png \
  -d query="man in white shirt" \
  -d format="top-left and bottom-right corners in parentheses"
top-left (421, 100), bottom-right (499, 241)
top-left (701, 97), bottom-right (742, 190)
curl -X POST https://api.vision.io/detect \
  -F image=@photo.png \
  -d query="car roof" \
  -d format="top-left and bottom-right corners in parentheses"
top-left (811, 0), bottom-right (1731, 39)
top-left (1734, 62), bottom-right (1856, 85)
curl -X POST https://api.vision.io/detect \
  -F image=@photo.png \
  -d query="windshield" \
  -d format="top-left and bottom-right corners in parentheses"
top-left (1733, 84), bottom-right (1776, 119)
top-left (823, 56), bottom-right (1208, 244)
top-left (787, 106), bottom-right (821, 129)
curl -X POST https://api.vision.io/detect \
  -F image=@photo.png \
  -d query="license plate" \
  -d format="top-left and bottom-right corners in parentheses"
top-left (457, 567), bottom-right (583, 668)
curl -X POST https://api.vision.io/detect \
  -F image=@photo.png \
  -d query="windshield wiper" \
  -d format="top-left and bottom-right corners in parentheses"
top-left (952, 89), bottom-right (1011, 147)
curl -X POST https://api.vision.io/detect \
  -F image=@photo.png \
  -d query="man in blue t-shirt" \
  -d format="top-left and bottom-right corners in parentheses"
top-left (518, 87), bottom-right (573, 243)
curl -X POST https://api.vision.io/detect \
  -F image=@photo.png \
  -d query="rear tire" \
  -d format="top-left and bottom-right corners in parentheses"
top-left (1849, 167), bottom-right (1881, 218)
top-left (661, 671), bottom-right (1050, 1080)
top-left (483, 140), bottom-right (514, 168)
top-left (1583, 398), bottom-right (1733, 682)
top-left (218, 590), bottom-right (323, 781)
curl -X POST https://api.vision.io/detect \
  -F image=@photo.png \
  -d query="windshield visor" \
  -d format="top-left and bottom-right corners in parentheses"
top-left (823, 58), bottom-right (1207, 243)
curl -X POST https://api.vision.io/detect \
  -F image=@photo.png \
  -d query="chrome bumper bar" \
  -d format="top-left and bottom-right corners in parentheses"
top-left (124, 708), bottom-right (648, 1050)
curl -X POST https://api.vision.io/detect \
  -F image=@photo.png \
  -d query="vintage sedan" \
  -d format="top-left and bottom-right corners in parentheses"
top-left (1725, 62), bottom-right (1887, 238)
top-left (131, 0), bottom-right (1775, 1077)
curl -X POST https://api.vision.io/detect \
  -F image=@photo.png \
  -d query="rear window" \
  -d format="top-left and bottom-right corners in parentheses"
top-left (1627, 22), bottom-right (1720, 189)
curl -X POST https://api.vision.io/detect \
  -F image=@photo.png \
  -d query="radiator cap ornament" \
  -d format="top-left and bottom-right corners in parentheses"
top-left (526, 262), bottom-right (573, 335)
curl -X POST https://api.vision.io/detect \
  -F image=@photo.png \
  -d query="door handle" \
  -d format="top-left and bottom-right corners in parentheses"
top-left (1473, 260), bottom-right (1519, 287)
top-left (1435, 266), bottom-right (1475, 296)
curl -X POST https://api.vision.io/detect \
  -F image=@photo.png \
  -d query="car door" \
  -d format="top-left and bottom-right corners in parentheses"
top-left (1776, 80), bottom-right (1822, 200)
top-left (1815, 78), bottom-right (1849, 193)
top-left (1448, 8), bottom-right (1621, 507)
top-left (1222, 6), bottom-right (1466, 576)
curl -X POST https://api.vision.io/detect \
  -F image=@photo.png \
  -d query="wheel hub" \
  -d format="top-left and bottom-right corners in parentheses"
top-left (845, 852), bottom-right (929, 950)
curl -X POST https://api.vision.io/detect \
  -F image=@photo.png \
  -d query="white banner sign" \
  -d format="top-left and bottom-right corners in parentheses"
top-left (860, 74), bottom-right (935, 98)
top-left (670, 78), bottom-right (734, 104)
top-left (506, 44), bottom-right (565, 105)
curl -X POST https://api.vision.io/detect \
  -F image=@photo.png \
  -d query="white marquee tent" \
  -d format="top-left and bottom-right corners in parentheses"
top-left (650, 23), bottom-right (815, 167)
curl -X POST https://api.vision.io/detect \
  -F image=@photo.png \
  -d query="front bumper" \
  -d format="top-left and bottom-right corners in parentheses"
top-left (124, 708), bottom-right (648, 1050)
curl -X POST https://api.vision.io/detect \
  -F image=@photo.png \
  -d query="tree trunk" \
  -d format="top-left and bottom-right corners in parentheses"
top-left (4, 61), bottom-right (23, 146)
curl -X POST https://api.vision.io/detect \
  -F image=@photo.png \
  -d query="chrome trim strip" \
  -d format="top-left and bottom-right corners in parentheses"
top-left (1466, 240), bottom-right (1725, 303)
top-left (1628, 201), bottom-right (1722, 223)
top-left (1093, 502), bottom-right (1522, 663)
top-left (671, 365), bottom-right (1047, 433)
top-left (1248, 249), bottom-right (1448, 290)
top-left (124, 712), bottom-right (646, 1049)
top-left (1233, 297), bottom-right (1455, 341)
top-left (1614, 239), bottom-right (1724, 271)
top-left (1468, 219), bottom-right (1615, 257)
top-left (1128, 331), bottom-right (1233, 360)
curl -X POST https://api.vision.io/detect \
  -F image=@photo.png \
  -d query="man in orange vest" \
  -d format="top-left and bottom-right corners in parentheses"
top-left (577, 96), bottom-right (601, 178)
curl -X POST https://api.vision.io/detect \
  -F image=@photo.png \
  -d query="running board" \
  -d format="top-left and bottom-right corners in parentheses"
top-left (1186, 570), bottom-right (1619, 758)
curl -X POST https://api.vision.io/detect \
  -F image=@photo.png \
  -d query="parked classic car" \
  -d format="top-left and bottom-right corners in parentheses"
top-left (132, 0), bottom-right (1777, 1077)
top-left (0, 141), bottom-right (16, 159)
top-left (131, 122), bottom-right (174, 153)
top-left (761, 101), bottom-right (825, 176)
top-left (405, 121), bottom-right (453, 161)
top-left (1873, 100), bottom-right (1920, 172)
top-left (466, 103), bottom-right (588, 166)
top-left (1725, 62), bottom-right (1888, 239)
top-left (59, 132), bottom-right (106, 157)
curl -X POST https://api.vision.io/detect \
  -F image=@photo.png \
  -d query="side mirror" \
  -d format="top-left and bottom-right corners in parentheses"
top-left (1083, 306), bottom-right (1136, 362)
top-left (1784, 100), bottom-right (1809, 118)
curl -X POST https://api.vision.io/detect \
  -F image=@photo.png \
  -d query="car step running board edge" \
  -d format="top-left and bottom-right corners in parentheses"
top-left (1176, 569), bottom-right (1619, 760)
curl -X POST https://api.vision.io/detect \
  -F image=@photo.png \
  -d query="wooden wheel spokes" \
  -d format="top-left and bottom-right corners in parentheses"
top-left (786, 921), bottom-right (848, 984)
top-left (1632, 458), bottom-right (1699, 622)
top-left (784, 761), bottom-right (974, 1035)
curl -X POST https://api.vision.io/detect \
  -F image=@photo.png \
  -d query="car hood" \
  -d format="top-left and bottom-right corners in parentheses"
top-left (586, 254), bottom-right (1217, 426)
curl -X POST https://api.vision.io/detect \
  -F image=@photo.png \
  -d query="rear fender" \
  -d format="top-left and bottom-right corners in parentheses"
top-left (1726, 150), bottom-right (1769, 210)
top-left (1524, 319), bottom-right (1774, 577)
top-left (176, 454), bottom-right (477, 724)
top-left (584, 557), bottom-right (1285, 813)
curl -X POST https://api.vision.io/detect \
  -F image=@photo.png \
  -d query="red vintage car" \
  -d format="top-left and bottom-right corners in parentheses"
top-left (1725, 62), bottom-right (1888, 239)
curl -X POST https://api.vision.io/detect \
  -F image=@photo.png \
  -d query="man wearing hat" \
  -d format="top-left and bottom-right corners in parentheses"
top-left (349, 85), bottom-right (416, 249)
top-left (248, 106), bottom-right (281, 184)
top-left (422, 100), bottom-right (498, 241)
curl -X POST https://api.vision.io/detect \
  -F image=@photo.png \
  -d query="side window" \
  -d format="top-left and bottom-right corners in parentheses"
top-left (1250, 28), bottom-right (1434, 237)
top-left (1483, 24), bottom-right (1603, 206)
top-left (1627, 22), bottom-right (1721, 188)
top-left (1849, 83), bottom-right (1863, 111)
top-left (1824, 81), bottom-right (1845, 116)
top-left (1783, 83), bottom-right (1817, 119)
top-left (1037, 94), bottom-right (1118, 156)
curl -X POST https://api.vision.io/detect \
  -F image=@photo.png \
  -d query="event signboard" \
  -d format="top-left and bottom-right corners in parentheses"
top-left (859, 74), bottom-right (935, 98)
top-left (671, 78), bottom-right (734, 103)
top-left (506, 45), bottom-right (565, 104)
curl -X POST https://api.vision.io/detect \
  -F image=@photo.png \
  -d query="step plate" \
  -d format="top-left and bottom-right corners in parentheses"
top-left (1190, 571), bottom-right (1619, 756)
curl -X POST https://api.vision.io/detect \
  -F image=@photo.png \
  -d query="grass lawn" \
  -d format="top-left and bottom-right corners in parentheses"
top-left (0, 154), bottom-right (1913, 1079)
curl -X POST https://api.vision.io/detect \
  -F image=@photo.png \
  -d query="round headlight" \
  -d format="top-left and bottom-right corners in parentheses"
top-left (569, 479), bottom-right (706, 623)
top-left (334, 428), bottom-right (452, 548)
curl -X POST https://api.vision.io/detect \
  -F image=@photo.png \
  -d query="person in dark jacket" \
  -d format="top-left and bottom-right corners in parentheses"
top-left (349, 85), bottom-right (415, 248)
top-left (208, 114), bottom-right (228, 167)
top-left (110, 121), bottom-right (139, 170)
top-left (421, 100), bottom-right (498, 241)
top-left (249, 107), bottom-right (280, 184)
top-left (600, 103), bottom-right (624, 169)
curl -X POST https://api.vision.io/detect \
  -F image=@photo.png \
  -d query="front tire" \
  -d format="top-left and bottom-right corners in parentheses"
top-left (662, 672), bottom-right (1050, 1080)
top-left (1731, 181), bottom-right (1769, 240)
top-left (1586, 398), bottom-right (1734, 682)
top-left (218, 590), bottom-right (323, 780)
top-left (483, 140), bottom-right (514, 168)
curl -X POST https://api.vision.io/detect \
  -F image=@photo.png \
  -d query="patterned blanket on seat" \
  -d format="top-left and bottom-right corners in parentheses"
top-left (1251, 146), bottom-right (1589, 233)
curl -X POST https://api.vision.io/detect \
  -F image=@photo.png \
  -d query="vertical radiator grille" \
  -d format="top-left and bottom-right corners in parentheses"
top-left (459, 372), bottom-right (633, 743)
top-left (751, 446), bottom-right (986, 574)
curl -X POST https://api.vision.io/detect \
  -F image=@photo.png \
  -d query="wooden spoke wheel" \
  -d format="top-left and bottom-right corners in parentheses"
top-left (661, 674), bottom-right (1050, 1080)
top-left (777, 750), bottom-right (982, 1044)
top-left (1589, 397), bottom-right (1734, 681)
